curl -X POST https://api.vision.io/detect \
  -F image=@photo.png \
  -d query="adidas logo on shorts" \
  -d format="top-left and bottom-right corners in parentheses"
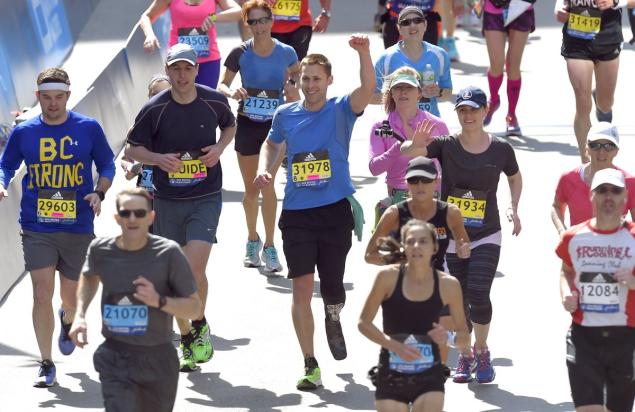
top-left (181, 152), bottom-right (193, 161)
top-left (304, 153), bottom-right (317, 162)
top-left (257, 90), bottom-right (269, 98)
top-left (463, 191), bottom-right (474, 199)
top-left (52, 191), bottom-right (63, 200)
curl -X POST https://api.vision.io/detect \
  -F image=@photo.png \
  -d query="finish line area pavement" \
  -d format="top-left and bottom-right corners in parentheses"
top-left (2, 7), bottom-right (635, 411)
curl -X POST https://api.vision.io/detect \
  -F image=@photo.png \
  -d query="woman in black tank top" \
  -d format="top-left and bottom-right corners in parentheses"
top-left (365, 156), bottom-right (470, 268)
top-left (359, 220), bottom-right (469, 411)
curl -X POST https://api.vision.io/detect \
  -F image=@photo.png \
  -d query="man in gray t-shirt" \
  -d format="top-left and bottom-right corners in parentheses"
top-left (69, 188), bottom-right (200, 412)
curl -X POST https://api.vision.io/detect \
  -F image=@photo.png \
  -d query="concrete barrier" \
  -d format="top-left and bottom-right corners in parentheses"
top-left (0, 6), bottom-right (170, 305)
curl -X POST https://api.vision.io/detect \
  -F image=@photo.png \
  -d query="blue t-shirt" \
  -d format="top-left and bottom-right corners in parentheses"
top-left (224, 39), bottom-right (298, 122)
top-left (374, 41), bottom-right (452, 117)
top-left (0, 111), bottom-right (116, 234)
top-left (268, 95), bottom-right (359, 210)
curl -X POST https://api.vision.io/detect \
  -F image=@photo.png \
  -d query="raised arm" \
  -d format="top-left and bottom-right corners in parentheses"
top-left (349, 34), bottom-right (376, 115)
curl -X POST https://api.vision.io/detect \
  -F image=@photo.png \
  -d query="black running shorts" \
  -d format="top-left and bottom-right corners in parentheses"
top-left (566, 324), bottom-right (635, 412)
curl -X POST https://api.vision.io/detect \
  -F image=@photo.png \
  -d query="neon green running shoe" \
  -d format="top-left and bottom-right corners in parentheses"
top-left (296, 365), bottom-right (322, 391)
top-left (192, 323), bottom-right (214, 363)
top-left (179, 339), bottom-right (199, 372)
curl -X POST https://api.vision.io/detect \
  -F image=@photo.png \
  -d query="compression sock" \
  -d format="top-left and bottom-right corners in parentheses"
top-left (507, 77), bottom-right (522, 118)
top-left (487, 71), bottom-right (504, 105)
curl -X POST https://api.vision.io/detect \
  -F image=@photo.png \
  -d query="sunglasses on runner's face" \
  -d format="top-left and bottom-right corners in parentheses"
top-left (246, 17), bottom-right (272, 26)
top-left (407, 176), bottom-right (434, 185)
top-left (588, 142), bottom-right (617, 151)
top-left (118, 209), bottom-right (149, 218)
top-left (399, 17), bottom-right (425, 27)
top-left (595, 185), bottom-right (624, 195)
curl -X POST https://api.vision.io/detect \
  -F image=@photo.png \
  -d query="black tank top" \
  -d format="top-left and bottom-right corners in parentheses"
top-left (380, 264), bottom-right (444, 367)
top-left (396, 200), bottom-right (449, 271)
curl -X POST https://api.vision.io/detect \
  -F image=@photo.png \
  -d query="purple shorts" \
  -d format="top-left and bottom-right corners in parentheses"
top-left (482, 9), bottom-right (535, 34)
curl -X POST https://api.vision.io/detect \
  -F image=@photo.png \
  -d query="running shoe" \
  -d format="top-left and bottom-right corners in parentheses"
top-left (325, 303), bottom-right (347, 360)
top-left (475, 347), bottom-right (496, 383)
top-left (192, 322), bottom-right (214, 363)
top-left (296, 359), bottom-right (322, 391)
top-left (34, 360), bottom-right (56, 388)
top-left (452, 352), bottom-right (476, 383)
top-left (243, 237), bottom-right (263, 268)
top-left (442, 364), bottom-right (452, 378)
top-left (446, 37), bottom-right (459, 62)
top-left (261, 246), bottom-right (283, 273)
top-left (506, 114), bottom-right (522, 136)
top-left (57, 308), bottom-right (75, 356)
top-left (483, 99), bottom-right (500, 126)
top-left (179, 336), bottom-right (199, 372)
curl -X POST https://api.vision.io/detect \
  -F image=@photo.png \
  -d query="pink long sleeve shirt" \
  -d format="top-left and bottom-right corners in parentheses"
top-left (369, 110), bottom-right (449, 190)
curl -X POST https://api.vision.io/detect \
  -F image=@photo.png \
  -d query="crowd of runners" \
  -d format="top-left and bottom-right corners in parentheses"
top-left (1, 0), bottom-right (634, 411)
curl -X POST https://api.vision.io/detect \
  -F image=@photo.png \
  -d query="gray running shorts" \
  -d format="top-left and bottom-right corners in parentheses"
top-left (153, 192), bottom-right (222, 246)
top-left (21, 230), bottom-right (95, 281)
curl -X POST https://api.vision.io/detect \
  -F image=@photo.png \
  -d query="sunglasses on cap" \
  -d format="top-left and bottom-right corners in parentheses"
top-left (588, 142), bottom-right (617, 151)
top-left (118, 209), bottom-right (149, 218)
top-left (399, 17), bottom-right (425, 27)
top-left (594, 185), bottom-right (624, 195)
top-left (246, 16), bottom-right (272, 26)
top-left (407, 176), bottom-right (435, 185)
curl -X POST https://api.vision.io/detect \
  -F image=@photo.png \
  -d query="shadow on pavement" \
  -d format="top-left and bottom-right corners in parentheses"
top-left (469, 383), bottom-right (574, 412)
top-left (186, 372), bottom-right (302, 412)
top-left (498, 133), bottom-right (579, 157)
top-left (451, 61), bottom-right (489, 76)
top-left (309, 373), bottom-right (374, 410)
top-left (265, 276), bottom-right (354, 296)
top-left (40, 372), bottom-right (102, 409)
top-left (0, 343), bottom-right (38, 358)
top-left (211, 335), bottom-right (251, 352)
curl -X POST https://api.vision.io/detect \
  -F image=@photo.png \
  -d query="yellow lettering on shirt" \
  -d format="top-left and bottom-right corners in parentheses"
top-left (59, 136), bottom-right (73, 160)
top-left (27, 162), bottom-right (85, 189)
top-left (40, 138), bottom-right (57, 162)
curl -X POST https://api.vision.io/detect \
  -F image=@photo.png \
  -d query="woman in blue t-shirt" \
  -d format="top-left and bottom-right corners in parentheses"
top-left (218, 0), bottom-right (300, 273)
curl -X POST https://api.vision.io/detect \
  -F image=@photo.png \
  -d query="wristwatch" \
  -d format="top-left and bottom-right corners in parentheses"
top-left (320, 9), bottom-right (331, 18)
top-left (92, 190), bottom-right (105, 201)
top-left (438, 88), bottom-right (443, 98)
top-left (158, 295), bottom-right (167, 310)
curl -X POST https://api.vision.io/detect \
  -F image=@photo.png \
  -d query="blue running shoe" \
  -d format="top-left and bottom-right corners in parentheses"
top-left (34, 360), bottom-right (56, 388)
top-left (446, 37), bottom-right (459, 62)
top-left (484, 100), bottom-right (500, 126)
top-left (452, 352), bottom-right (475, 383)
top-left (58, 308), bottom-right (75, 355)
top-left (475, 347), bottom-right (496, 383)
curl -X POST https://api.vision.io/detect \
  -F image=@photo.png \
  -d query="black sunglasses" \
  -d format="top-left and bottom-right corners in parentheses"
top-left (118, 209), bottom-right (149, 218)
top-left (588, 142), bottom-right (617, 151)
top-left (246, 16), bottom-right (272, 26)
top-left (407, 176), bottom-right (434, 185)
top-left (595, 185), bottom-right (624, 195)
top-left (399, 17), bottom-right (425, 27)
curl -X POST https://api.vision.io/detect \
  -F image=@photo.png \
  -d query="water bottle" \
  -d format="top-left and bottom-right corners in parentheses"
top-left (421, 64), bottom-right (435, 87)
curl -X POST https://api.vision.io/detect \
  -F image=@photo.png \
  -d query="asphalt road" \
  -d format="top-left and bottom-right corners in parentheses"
top-left (1, 1), bottom-right (635, 411)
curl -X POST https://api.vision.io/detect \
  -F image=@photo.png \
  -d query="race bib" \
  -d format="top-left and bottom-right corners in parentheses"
top-left (103, 295), bottom-right (148, 336)
top-left (240, 88), bottom-right (280, 122)
top-left (567, 8), bottom-right (601, 40)
top-left (417, 97), bottom-right (433, 113)
top-left (388, 334), bottom-right (435, 374)
top-left (177, 27), bottom-right (209, 57)
top-left (272, 0), bottom-right (301, 21)
top-left (37, 189), bottom-right (77, 224)
top-left (447, 188), bottom-right (487, 227)
top-left (139, 166), bottom-right (154, 193)
top-left (168, 151), bottom-right (207, 187)
top-left (291, 150), bottom-right (331, 188)
top-left (579, 272), bottom-right (620, 313)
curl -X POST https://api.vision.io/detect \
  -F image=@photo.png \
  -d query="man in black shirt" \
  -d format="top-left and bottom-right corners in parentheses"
top-left (125, 43), bottom-right (236, 371)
